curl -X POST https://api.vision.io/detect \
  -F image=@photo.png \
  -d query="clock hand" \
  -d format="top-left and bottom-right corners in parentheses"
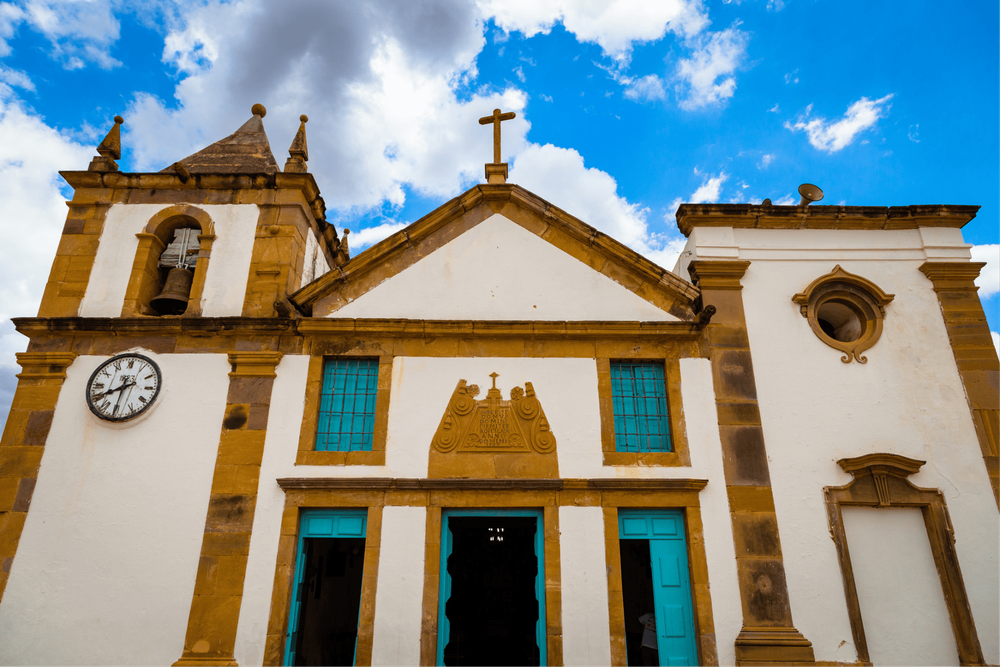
top-left (95, 378), bottom-right (133, 398)
top-left (110, 379), bottom-right (137, 416)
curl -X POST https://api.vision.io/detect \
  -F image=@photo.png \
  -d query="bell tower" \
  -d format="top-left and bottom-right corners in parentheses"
top-left (38, 104), bottom-right (348, 320)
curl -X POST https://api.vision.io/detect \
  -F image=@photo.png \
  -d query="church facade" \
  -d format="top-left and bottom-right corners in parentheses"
top-left (0, 106), bottom-right (996, 667)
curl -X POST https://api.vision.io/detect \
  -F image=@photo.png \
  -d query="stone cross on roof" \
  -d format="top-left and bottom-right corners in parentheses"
top-left (478, 108), bottom-right (516, 184)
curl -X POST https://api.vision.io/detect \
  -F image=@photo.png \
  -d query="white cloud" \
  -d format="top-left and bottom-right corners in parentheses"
top-left (768, 103), bottom-right (779, 113)
top-left (690, 170), bottom-right (727, 202)
top-left (510, 143), bottom-right (650, 248)
top-left (661, 170), bottom-right (729, 265)
top-left (773, 193), bottom-right (796, 205)
top-left (126, 0), bottom-right (531, 215)
top-left (908, 124), bottom-right (920, 143)
top-left (758, 153), bottom-right (773, 169)
top-left (767, 0), bottom-right (786, 10)
top-left (478, 0), bottom-right (709, 60)
top-left (0, 63), bottom-right (33, 90)
top-left (992, 331), bottom-right (999, 356)
top-left (623, 74), bottom-right (665, 101)
top-left (675, 26), bottom-right (749, 110)
top-left (971, 244), bottom-right (999, 298)
top-left (509, 143), bottom-right (687, 269)
top-left (0, 89), bottom-right (94, 420)
top-left (784, 69), bottom-right (798, 84)
top-left (349, 221), bottom-right (409, 251)
top-left (785, 94), bottom-right (894, 152)
top-left (4, 0), bottom-right (123, 68)
top-left (0, 2), bottom-right (26, 56)
top-left (665, 169), bottom-right (728, 222)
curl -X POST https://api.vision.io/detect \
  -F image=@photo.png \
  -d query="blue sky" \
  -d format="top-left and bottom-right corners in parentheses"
top-left (0, 0), bottom-right (997, 419)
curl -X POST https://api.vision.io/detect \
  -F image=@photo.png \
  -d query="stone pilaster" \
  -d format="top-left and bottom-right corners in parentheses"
top-left (689, 260), bottom-right (815, 665)
top-left (0, 352), bottom-right (76, 601)
top-left (174, 351), bottom-right (283, 666)
top-left (920, 261), bottom-right (1000, 508)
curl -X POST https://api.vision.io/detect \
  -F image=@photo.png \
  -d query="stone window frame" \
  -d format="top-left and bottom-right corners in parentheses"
top-left (121, 204), bottom-right (216, 317)
top-left (792, 265), bottom-right (894, 364)
top-left (824, 453), bottom-right (984, 665)
top-left (598, 357), bottom-right (691, 467)
top-left (296, 355), bottom-right (392, 466)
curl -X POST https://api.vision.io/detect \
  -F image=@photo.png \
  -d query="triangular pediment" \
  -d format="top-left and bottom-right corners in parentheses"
top-left (291, 185), bottom-right (700, 322)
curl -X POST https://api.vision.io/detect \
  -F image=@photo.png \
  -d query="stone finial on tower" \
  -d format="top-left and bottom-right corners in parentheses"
top-left (284, 114), bottom-right (309, 173)
top-left (478, 108), bottom-right (515, 184)
top-left (336, 228), bottom-right (351, 265)
top-left (88, 115), bottom-right (124, 172)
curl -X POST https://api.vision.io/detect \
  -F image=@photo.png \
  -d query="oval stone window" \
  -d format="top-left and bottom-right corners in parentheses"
top-left (793, 266), bottom-right (895, 363)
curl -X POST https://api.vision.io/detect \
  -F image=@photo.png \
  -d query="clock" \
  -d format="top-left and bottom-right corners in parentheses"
top-left (86, 353), bottom-right (162, 422)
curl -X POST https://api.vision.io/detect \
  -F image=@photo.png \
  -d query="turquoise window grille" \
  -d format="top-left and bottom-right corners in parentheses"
top-left (611, 360), bottom-right (672, 453)
top-left (315, 358), bottom-right (379, 451)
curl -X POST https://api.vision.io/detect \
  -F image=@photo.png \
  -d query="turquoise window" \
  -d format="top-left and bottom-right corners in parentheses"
top-left (315, 358), bottom-right (378, 451)
top-left (611, 360), bottom-right (671, 453)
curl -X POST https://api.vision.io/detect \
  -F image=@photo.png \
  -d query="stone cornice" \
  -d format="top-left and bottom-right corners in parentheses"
top-left (228, 351), bottom-right (284, 377)
top-left (276, 477), bottom-right (708, 491)
top-left (837, 453), bottom-right (926, 479)
top-left (15, 352), bottom-right (77, 379)
top-left (59, 170), bottom-right (327, 224)
top-left (676, 203), bottom-right (980, 237)
top-left (12, 316), bottom-right (706, 339)
top-left (919, 261), bottom-right (986, 290)
top-left (687, 260), bottom-right (751, 291)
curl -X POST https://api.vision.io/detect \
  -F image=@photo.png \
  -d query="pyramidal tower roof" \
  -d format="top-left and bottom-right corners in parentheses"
top-left (163, 103), bottom-right (280, 175)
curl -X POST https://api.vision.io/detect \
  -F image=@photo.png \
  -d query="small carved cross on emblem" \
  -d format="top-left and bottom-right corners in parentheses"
top-left (489, 372), bottom-right (499, 389)
top-left (479, 108), bottom-right (516, 164)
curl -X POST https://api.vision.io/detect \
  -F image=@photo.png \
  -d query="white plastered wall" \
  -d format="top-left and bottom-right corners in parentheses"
top-left (370, 506), bottom-right (427, 666)
top-left (559, 506), bottom-right (612, 665)
top-left (325, 214), bottom-right (680, 321)
top-left (841, 507), bottom-right (960, 666)
top-left (235, 355), bottom-right (743, 665)
top-left (681, 225), bottom-right (998, 663)
top-left (299, 228), bottom-right (330, 288)
top-left (79, 203), bottom-right (260, 317)
top-left (0, 352), bottom-right (230, 665)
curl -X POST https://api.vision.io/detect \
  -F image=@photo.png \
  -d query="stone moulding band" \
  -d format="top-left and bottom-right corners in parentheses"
top-left (15, 352), bottom-right (78, 379)
top-left (276, 477), bottom-right (709, 491)
top-left (13, 316), bottom-right (707, 338)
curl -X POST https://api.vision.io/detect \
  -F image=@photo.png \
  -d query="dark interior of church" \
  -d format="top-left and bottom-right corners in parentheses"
top-left (443, 516), bottom-right (541, 666)
top-left (293, 537), bottom-right (366, 666)
top-left (619, 539), bottom-right (659, 666)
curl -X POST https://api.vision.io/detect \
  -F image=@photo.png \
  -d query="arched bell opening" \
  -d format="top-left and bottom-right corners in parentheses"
top-left (122, 205), bottom-right (216, 317)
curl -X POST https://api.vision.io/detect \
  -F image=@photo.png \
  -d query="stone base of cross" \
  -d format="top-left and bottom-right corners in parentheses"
top-left (485, 163), bottom-right (508, 184)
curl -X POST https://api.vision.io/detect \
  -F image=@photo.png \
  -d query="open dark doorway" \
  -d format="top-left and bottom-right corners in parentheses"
top-left (293, 537), bottom-right (366, 666)
top-left (442, 516), bottom-right (542, 666)
top-left (620, 539), bottom-right (658, 666)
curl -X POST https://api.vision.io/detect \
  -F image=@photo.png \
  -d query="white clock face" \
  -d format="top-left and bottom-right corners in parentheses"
top-left (86, 353), bottom-right (162, 422)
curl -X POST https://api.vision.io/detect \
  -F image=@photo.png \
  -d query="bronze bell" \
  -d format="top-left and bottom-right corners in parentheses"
top-left (150, 267), bottom-right (194, 315)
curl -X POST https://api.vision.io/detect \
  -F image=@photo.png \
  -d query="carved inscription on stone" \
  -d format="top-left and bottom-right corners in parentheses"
top-left (432, 373), bottom-right (556, 454)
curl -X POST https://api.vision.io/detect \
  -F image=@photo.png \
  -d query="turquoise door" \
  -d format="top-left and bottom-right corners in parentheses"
top-left (438, 509), bottom-right (546, 666)
top-left (619, 510), bottom-right (698, 666)
top-left (285, 509), bottom-right (368, 666)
